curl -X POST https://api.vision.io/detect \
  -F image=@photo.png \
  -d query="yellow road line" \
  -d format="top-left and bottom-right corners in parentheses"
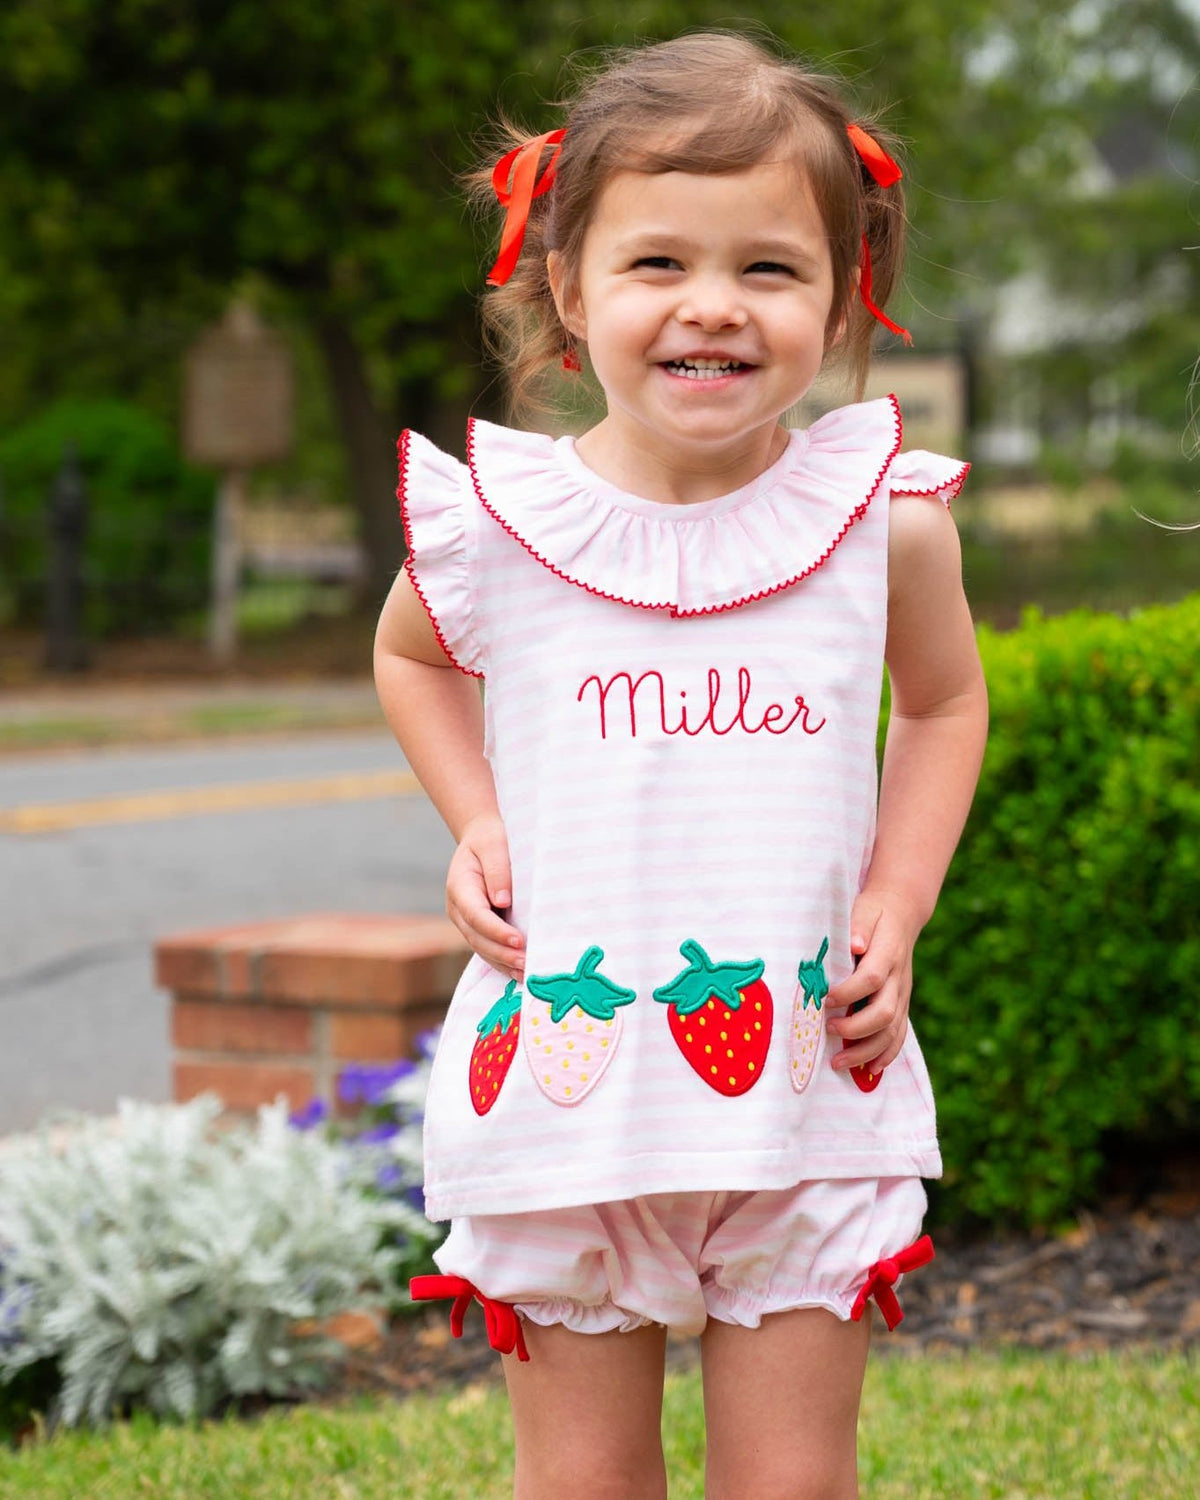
top-left (0, 769), bottom-right (423, 834)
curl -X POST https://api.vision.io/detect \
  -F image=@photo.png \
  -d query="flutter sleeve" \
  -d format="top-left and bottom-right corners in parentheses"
top-left (397, 428), bottom-right (486, 678)
top-left (887, 449), bottom-right (971, 508)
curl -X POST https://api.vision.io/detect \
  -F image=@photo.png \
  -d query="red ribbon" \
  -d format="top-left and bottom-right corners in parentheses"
top-left (486, 128), bottom-right (566, 288)
top-left (845, 124), bottom-right (911, 346)
top-left (410, 1274), bottom-right (531, 1361)
top-left (849, 1234), bottom-right (935, 1330)
top-left (846, 122), bottom-right (903, 189)
top-left (858, 232), bottom-right (912, 346)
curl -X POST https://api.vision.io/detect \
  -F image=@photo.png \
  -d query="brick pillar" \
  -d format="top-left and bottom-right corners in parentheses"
top-left (156, 914), bottom-right (470, 1115)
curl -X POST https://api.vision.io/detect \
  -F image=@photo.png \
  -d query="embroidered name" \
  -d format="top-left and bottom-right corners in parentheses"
top-left (577, 667), bottom-right (827, 740)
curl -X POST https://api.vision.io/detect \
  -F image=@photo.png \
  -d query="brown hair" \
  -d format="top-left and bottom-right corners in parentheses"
top-left (465, 31), bottom-right (908, 422)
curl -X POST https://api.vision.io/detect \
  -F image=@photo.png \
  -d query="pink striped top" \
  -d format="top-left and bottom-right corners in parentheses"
top-left (400, 396), bottom-right (969, 1221)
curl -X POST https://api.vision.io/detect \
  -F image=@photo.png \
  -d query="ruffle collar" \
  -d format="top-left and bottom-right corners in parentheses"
top-left (466, 396), bottom-right (929, 616)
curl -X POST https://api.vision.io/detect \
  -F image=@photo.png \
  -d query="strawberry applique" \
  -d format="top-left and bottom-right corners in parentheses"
top-left (653, 940), bottom-right (772, 1096)
top-left (524, 946), bottom-right (636, 1106)
top-left (844, 996), bottom-right (884, 1093)
top-left (469, 980), bottom-right (522, 1116)
top-left (789, 936), bottom-right (829, 1094)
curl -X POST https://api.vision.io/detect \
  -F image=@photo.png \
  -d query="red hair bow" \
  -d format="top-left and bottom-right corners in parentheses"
top-left (849, 1234), bottom-right (935, 1330)
top-left (410, 1274), bottom-right (531, 1361)
top-left (486, 128), bottom-right (566, 287)
top-left (845, 123), bottom-right (912, 346)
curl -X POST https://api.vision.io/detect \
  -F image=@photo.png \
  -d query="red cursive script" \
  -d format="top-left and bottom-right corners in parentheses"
top-left (577, 667), bottom-right (826, 740)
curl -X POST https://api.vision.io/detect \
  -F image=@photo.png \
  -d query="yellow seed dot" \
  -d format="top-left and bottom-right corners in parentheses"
top-left (580, 1074), bottom-right (588, 1083)
top-left (723, 1011), bottom-right (731, 1022)
top-left (586, 1023), bottom-right (594, 1033)
top-left (698, 1016), bottom-right (706, 1027)
top-left (564, 1086), bottom-right (572, 1097)
top-left (583, 1052), bottom-right (591, 1061)
top-left (562, 1059), bottom-right (570, 1069)
top-left (605, 1018), bottom-right (613, 1028)
top-left (492, 1080), bottom-right (498, 1091)
top-left (707, 1000), bottom-right (715, 1010)
top-left (486, 1068), bottom-right (492, 1078)
top-left (544, 1074), bottom-right (551, 1084)
top-left (545, 1045), bottom-right (552, 1055)
top-left (726, 1049), bottom-right (734, 1059)
top-left (685, 1033), bottom-right (693, 1044)
top-left (729, 1077), bottom-right (736, 1087)
top-left (567, 1041), bottom-right (574, 1050)
top-left (507, 1043), bottom-right (513, 1053)
top-left (755, 1001), bottom-right (763, 1011)
top-left (754, 1021), bottom-right (762, 1031)
top-left (792, 1060), bottom-right (798, 1069)
top-left (748, 1061), bottom-right (755, 1072)
top-left (705, 1044), bottom-right (712, 1054)
top-left (532, 1016), bottom-right (540, 1026)
top-left (601, 1038), bottom-right (610, 1048)
top-left (720, 1031), bottom-right (728, 1041)
top-left (743, 1031), bottom-right (751, 1042)
top-left (710, 1065), bottom-right (718, 1075)
top-left (560, 1021), bottom-right (569, 1031)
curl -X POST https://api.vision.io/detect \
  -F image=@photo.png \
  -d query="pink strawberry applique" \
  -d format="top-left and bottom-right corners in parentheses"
top-left (468, 980), bottom-right (522, 1116)
top-left (523, 946), bottom-right (636, 1106)
top-left (789, 936), bottom-right (829, 1094)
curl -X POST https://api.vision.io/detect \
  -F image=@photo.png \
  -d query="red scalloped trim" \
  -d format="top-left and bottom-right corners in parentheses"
top-left (465, 395), bottom-right (905, 618)
top-left (889, 459), bottom-right (971, 510)
top-left (396, 429), bottom-right (484, 679)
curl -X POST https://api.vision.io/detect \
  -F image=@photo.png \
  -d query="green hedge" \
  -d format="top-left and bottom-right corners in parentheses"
top-left (915, 593), bottom-right (1200, 1227)
top-left (0, 399), bottom-right (213, 637)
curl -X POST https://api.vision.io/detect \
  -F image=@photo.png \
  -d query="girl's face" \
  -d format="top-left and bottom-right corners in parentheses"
top-left (551, 159), bottom-right (838, 475)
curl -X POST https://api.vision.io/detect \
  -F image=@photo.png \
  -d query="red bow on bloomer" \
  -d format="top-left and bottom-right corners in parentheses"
top-left (849, 1234), bottom-right (935, 1330)
top-left (410, 1274), bottom-right (531, 1361)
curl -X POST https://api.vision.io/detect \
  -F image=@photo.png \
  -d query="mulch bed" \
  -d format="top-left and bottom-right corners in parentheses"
top-left (333, 1186), bottom-right (1200, 1402)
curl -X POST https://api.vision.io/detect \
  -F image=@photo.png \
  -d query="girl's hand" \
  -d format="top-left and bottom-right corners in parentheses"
top-left (447, 813), bottom-right (525, 981)
top-left (824, 890), bottom-right (922, 1078)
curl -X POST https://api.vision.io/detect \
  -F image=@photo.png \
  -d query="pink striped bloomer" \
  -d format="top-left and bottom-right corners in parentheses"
top-left (433, 1175), bottom-right (929, 1338)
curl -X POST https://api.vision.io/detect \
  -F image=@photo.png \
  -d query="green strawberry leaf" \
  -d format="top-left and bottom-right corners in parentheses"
top-left (797, 936), bottom-right (830, 1011)
top-left (476, 979), bottom-right (522, 1036)
top-left (526, 946), bottom-right (637, 1023)
top-left (652, 939), bottom-right (766, 1018)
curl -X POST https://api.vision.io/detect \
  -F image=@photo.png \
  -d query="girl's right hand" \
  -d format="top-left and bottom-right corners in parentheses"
top-left (446, 813), bottom-right (525, 981)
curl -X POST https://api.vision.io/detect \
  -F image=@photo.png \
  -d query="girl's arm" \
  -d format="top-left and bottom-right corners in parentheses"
top-left (825, 495), bottom-right (988, 1076)
top-left (373, 569), bottom-right (525, 979)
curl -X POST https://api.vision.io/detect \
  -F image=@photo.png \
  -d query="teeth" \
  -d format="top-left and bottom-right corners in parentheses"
top-left (665, 357), bottom-right (744, 379)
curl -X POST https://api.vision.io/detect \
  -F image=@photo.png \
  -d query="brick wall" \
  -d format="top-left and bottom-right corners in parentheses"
top-left (156, 913), bottom-right (470, 1115)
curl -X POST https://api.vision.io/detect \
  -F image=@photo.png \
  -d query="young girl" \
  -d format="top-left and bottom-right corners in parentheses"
top-left (375, 31), bottom-right (987, 1500)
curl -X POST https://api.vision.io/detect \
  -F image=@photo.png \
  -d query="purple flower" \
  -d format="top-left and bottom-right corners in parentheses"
top-left (375, 1162), bottom-right (405, 1193)
top-left (337, 1060), bottom-right (416, 1106)
top-left (404, 1183), bottom-right (427, 1215)
top-left (354, 1121), bottom-right (400, 1146)
top-left (289, 1098), bottom-right (329, 1131)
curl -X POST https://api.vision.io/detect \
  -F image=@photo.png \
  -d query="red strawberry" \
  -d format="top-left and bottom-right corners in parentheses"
top-left (469, 980), bottom-right (522, 1115)
top-left (653, 940), bottom-right (772, 1096)
top-left (843, 997), bottom-right (883, 1093)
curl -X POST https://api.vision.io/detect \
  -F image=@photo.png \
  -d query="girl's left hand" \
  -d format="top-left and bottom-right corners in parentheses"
top-left (824, 890), bottom-right (922, 1078)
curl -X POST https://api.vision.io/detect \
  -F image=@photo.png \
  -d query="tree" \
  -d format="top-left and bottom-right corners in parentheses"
top-left (1, 1), bottom-right (1162, 600)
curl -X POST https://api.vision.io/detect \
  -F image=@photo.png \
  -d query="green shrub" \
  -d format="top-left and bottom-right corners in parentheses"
top-left (0, 1097), bottom-right (422, 1429)
top-left (0, 399), bottom-right (213, 637)
top-left (915, 593), bottom-right (1200, 1227)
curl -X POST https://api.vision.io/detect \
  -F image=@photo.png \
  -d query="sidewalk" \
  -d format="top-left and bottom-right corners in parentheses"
top-left (0, 677), bottom-right (383, 754)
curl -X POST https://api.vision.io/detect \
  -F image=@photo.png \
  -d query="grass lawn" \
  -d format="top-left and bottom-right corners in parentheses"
top-left (0, 1351), bottom-right (1194, 1498)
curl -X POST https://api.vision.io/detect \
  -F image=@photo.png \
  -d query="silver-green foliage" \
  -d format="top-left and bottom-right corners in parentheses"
top-left (0, 1095), bottom-right (422, 1427)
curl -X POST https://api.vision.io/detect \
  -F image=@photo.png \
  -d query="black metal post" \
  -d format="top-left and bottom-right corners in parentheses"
top-left (45, 441), bottom-right (90, 672)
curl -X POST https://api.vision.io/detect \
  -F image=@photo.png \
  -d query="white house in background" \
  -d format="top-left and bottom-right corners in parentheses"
top-left (974, 114), bottom-right (1189, 470)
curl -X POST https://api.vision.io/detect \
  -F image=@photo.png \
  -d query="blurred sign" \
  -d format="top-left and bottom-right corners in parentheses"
top-left (797, 353), bottom-right (967, 455)
top-left (183, 302), bottom-right (294, 468)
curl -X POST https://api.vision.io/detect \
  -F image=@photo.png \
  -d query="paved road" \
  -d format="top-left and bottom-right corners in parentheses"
top-left (0, 731), bottom-right (453, 1134)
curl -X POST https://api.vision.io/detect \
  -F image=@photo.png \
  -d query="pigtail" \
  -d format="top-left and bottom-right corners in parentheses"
top-left (462, 119), bottom-right (574, 424)
top-left (845, 117), bottom-right (909, 397)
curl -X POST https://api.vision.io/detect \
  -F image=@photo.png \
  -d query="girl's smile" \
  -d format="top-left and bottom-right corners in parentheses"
top-left (549, 160), bottom-right (837, 504)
